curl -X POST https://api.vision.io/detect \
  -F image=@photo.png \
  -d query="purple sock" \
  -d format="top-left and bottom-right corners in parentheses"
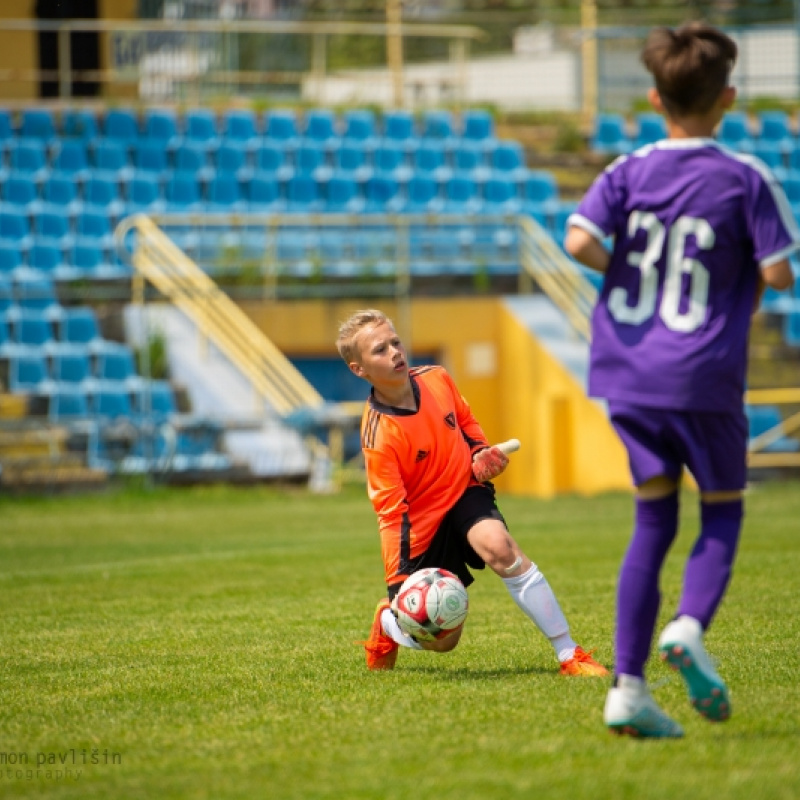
top-left (615, 494), bottom-right (679, 678)
top-left (677, 499), bottom-right (743, 629)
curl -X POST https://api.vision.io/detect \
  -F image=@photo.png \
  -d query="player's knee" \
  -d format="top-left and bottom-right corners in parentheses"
top-left (422, 624), bottom-right (463, 652)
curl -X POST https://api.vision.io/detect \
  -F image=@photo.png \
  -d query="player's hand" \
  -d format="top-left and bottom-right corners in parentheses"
top-left (472, 446), bottom-right (509, 483)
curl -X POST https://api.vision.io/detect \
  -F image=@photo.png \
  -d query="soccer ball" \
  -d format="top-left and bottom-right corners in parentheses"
top-left (394, 568), bottom-right (469, 642)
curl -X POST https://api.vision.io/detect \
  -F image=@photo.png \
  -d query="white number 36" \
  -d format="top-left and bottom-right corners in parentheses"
top-left (608, 211), bottom-right (712, 333)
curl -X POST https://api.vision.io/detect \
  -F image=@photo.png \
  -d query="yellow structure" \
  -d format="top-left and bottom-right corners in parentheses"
top-left (241, 297), bottom-right (632, 498)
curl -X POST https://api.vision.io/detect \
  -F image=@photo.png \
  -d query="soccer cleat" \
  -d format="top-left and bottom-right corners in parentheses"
top-left (604, 674), bottom-right (684, 739)
top-left (658, 615), bottom-right (731, 722)
top-left (362, 599), bottom-right (399, 671)
top-left (559, 646), bottom-right (610, 677)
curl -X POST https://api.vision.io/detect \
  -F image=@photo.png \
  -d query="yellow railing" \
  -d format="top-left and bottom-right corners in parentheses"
top-left (115, 213), bottom-right (323, 417)
top-left (744, 388), bottom-right (800, 468)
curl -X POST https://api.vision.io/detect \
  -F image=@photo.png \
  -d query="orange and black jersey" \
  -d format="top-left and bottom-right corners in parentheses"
top-left (361, 365), bottom-right (489, 586)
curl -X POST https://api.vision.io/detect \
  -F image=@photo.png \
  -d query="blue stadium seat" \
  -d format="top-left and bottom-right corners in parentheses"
top-left (8, 351), bottom-right (52, 392)
top-left (20, 109), bottom-right (57, 143)
top-left (33, 208), bottom-right (73, 250)
top-left (0, 209), bottom-right (32, 250)
top-left (0, 109), bottom-right (13, 144)
top-left (15, 271), bottom-right (59, 312)
top-left (523, 170), bottom-right (560, 217)
top-left (752, 143), bottom-right (787, 180)
top-left (221, 109), bottom-right (260, 151)
top-left (92, 139), bottom-right (133, 183)
top-left (124, 174), bottom-right (165, 215)
top-left (83, 175), bottom-right (124, 221)
top-left (143, 108), bottom-right (181, 150)
top-left (132, 139), bottom-right (171, 178)
top-left (460, 109), bottom-right (496, 151)
top-left (747, 404), bottom-right (800, 451)
top-left (373, 144), bottom-right (412, 183)
top-left (206, 172), bottom-right (245, 211)
top-left (41, 174), bottom-right (81, 217)
top-left (91, 384), bottom-right (134, 421)
top-left (490, 141), bottom-right (528, 183)
top-left (382, 110), bottom-right (417, 154)
top-left (294, 143), bottom-right (332, 183)
top-left (174, 141), bottom-right (213, 183)
top-left (75, 209), bottom-right (113, 251)
top-left (452, 143), bottom-right (491, 183)
top-left (215, 140), bottom-right (253, 182)
top-left (264, 109), bottom-right (300, 152)
top-left (0, 273), bottom-right (11, 311)
top-left (443, 174), bottom-right (482, 214)
top-left (550, 200), bottom-right (580, 243)
top-left (341, 109), bottom-right (379, 152)
top-left (405, 175), bottom-right (442, 213)
top-left (285, 174), bottom-right (322, 212)
top-left (244, 173), bottom-right (284, 212)
top-left (421, 110), bottom-right (457, 151)
top-left (59, 305), bottom-right (101, 346)
top-left (132, 379), bottom-right (177, 421)
top-left (784, 311), bottom-right (800, 347)
top-left (9, 140), bottom-right (50, 182)
top-left (61, 108), bottom-right (99, 142)
top-left (48, 384), bottom-right (90, 421)
top-left (716, 111), bottom-right (754, 152)
top-left (10, 307), bottom-right (56, 346)
top-left (27, 241), bottom-right (67, 279)
top-left (95, 342), bottom-right (138, 384)
top-left (0, 244), bottom-right (22, 277)
top-left (164, 173), bottom-right (203, 211)
top-left (334, 143), bottom-right (372, 183)
top-left (51, 344), bottom-right (93, 386)
top-left (252, 141), bottom-right (293, 183)
top-left (414, 142), bottom-right (452, 183)
top-left (184, 108), bottom-right (220, 154)
top-left (302, 108), bottom-right (340, 153)
top-left (102, 108), bottom-right (140, 147)
top-left (1, 173), bottom-right (41, 215)
top-left (482, 176), bottom-right (522, 213)
top-left (324, 174), bottom-right (365, 213)
top-left (757, 110), bottom-right (794, 153)
top-left (365, 175), bottom-right (403, 213)
top-left (71, 241), bottom-right (127, 280)
top-left (591, 113), bottom-right (632, 155)
top-left (633, 112), bottom-right (667, 148)
top-left (51, 139), bottom-right (91, 181)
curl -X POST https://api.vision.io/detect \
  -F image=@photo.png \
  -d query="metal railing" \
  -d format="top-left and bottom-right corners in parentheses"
top-left (744, 388), bottom-right (800, 469)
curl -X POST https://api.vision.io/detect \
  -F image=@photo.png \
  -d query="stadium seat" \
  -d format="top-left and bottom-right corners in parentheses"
top-left (244, 173), bottom-right (284, 212)
top-left (214, 140), bottom-right (252, 183)
top-left (48, 384), bottom-right (90, 421)
top-left (132, 139), bottom-right (171, 178)
top-left (20, 108), bottom-right (57, 143)
top-left (27, 241), bottom-right (68, 279)
top-left (460, 109), bottom-right (496, 151)
top-left (324, 174), bottom-right (365, 213)
top-left (442, 174), bottom-right (482, 214)
top-left (10, 307), bottom-right (56, 346)
top-left (206, 172), bottom-right (245, 211)
top-left (33, 208), bottom-right (73, 250)
top-left (294, 143), bottom-right (332, 183)
top-left (414, 142), bottom-right (452, 183)
top-left (59, 305), bottom-right (102, 346)
top-left (0, 243), bottom-right (23, 276)
top-left (591, 113), bottom-right (632, 155)
top-left (124, 174), bottom-right (165, 215)
top-left (164, 173), bottom-right (203, 211)
top-left (51, 139), bottom-right (91, 181)
top-left (91, 384), bottom-right (134, 421)
top-left (0, 109), bottom-right (13, 144)
top-left (341, 109), bottom-right (379, 152)
top-left (302, 108), bottom-right (340, 153)
top-left (93, 139), bottom-right (134, 183)
top-left (421, 109), bottom-right (457, 151)
top-left (482, 176), bottom-right (522, 213)
top-left (41, 174), bottom-right (82, 217)
top-left (756, 110), bottom-right (795, 153)
top-left (173, 141), bottom-right (213, 183)
top-left (365, 175), bottom-right (404, 213)
top-left (453, 143), bottom-right (491, 183)
top-left (550, 200), bottom-right (580, 243)
top-left (9, 140), bottom-right (50, 182)
top-left (7, 351), bottom-right (52, 393)
top-left (264, 109), bottom-right (300, 152)
top-left (102, 108), bottom-right (140, 147)
top-left (784, 311), bottom-right (800, 347)
top-left (373, 144), bottom-right (412, 183)
top-left (184, 108), bottom-right (220, 154)
top-left (490, 141), bottom-right (528, 183)
top-left (142, 108), bottom-right (181, 151)
top-left (51, 344), bottom-right (94, 386)
top-left (132, 379), bottom-right (177, 422)
top-left (404, 174), bottom-right (443, 213)
top-left (716, 111), bottom-right (754, 152)
top-left (252, 141), bottom-right (293, 183)
top-left (285, 174), bottom-right (322, 212)
top-left (633, 112), bottom-right (667, 148)
top-left (221, 108), bottom-right (260, 151)
top-left (75, 209), bottom-right (114, 251)
top-left (14, 271), bottom-right (59, 312)
top-left (83, 175), bottom-right (124, 221)
top-left (61, 108), bottom-right (99, 142)
top-left (94, 342), bottom-right (138, 385)
top-left (0, 209), bottom-right (32, 250)
top-left (71, 241), bottom-right (127, 280)
top-left (334, 143), bottom-right (373, 183)
top-left (522, 170), bottom-right (560, 217)
top-left (382, 110), bottom-right (417, 154)
top-left (1, 173), bottom-right (41, 215)
top-left (752, 143), bottom-right (787, 180)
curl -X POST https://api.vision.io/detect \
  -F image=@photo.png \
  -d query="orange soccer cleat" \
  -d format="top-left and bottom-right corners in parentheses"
top-left (559, 646), bottom-right (610, 677)
top-left (362, 598), bottom-right (399, 671)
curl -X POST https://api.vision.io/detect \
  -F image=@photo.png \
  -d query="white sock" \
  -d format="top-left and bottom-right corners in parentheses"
top-left (381, 608), bottom-right (423, 650)
top-left (502, 563), bottom-right (577, 662)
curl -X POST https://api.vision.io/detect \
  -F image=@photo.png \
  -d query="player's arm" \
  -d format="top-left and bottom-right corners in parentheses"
top-left (564, 225), bottom-right (611, 273)
top-left (762, 258), bottom-right (795, 291)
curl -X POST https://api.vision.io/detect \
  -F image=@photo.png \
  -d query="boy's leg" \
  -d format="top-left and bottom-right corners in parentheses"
top-left (467, 518), bottom-right (608, 676)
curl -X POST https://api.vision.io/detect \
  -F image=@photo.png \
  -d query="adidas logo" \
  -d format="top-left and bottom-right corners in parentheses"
top-left (444, 412), bottom-right (456, 429)
top-left (415, 450), bottom-right (429, 462)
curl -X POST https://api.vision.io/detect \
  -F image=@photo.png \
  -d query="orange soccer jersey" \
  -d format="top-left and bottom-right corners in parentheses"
top-left (360, 365), bottom-right (489, 586)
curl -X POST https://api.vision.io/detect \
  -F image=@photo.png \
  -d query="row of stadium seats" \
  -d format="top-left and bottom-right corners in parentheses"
top-left (591, 110), bottom-right (800, 157)
top-left (0, 106), bottom-right (497, 154)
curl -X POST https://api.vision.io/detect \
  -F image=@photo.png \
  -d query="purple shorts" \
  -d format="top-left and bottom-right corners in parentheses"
top-left (608, 401), bottom-right (748, 492)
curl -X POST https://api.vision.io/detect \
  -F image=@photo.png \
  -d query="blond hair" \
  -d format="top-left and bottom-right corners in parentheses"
top-left (336, 308), bottom-right (392, 364)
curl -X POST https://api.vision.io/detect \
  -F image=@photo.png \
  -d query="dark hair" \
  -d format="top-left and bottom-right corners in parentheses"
top-left (641, 22), bottom-right (737, 116)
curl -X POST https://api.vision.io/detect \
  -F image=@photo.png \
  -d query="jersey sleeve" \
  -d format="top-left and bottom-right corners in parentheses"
top-left (441, 369), bottom-right (489, 456)
top-left (568, 157), bottom-right (628, 242)
top-left (747, 169), bottom-right (800, 267)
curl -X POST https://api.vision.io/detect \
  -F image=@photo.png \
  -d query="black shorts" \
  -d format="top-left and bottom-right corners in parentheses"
top-left (387, 484), bottom-right (507, 600)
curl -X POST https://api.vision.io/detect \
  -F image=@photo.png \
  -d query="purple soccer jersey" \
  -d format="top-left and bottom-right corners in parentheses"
top-left (570, 138), bottom-right (800, 412)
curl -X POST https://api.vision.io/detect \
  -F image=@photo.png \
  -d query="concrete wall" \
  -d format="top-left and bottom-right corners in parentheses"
top-left (240, 297), bottom-right (631, 498)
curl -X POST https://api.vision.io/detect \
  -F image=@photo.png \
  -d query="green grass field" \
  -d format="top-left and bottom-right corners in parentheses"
top-left (1, 480), bottom-right (799, 800)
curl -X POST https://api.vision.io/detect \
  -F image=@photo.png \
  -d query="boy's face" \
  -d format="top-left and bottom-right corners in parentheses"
top-left (348, 321), bottom-right (409, 386)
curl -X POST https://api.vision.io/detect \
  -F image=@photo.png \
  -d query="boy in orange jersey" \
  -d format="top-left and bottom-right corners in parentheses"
top-left (336, 308), bottom-right (608, 676)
